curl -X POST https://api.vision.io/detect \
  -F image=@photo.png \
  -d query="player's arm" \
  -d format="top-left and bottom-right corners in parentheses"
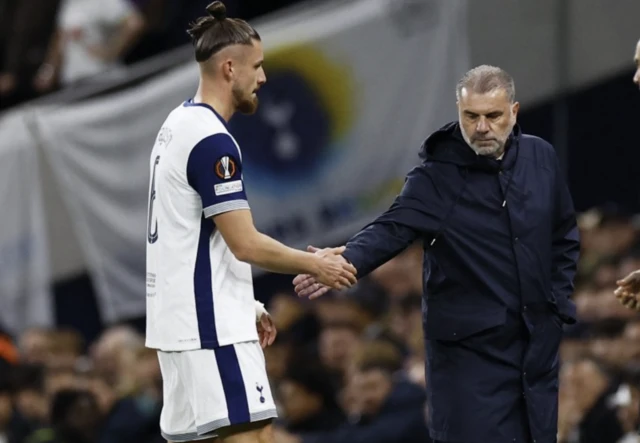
top-left (214, 209), bottom-right (338, 275)
top-left (187, 133), bottom-right (355, 283)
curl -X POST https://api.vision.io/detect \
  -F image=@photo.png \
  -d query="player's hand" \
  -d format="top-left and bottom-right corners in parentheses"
top-left (310, 244), bottom-right (356, 291)
top-left (256, 312), bottom-right (277, 348)
top-left (296, 245), bottom-right (356, 298)
top-left (615, 270), bottom-right (640, 310)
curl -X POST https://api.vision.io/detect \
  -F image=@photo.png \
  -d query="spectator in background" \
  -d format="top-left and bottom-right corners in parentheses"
top-left (33, 0), bottom-right (145, 92)
top-left (19, 329), bottom-right (54, 367)
top-left (558, 356), bottom-right (624, 443)
top-left (0, 0), bottom-right (61, 107)
top-left (277, 362), bottom-right (345, 434)
top-left (27, 389), bottom-right (101, 443)
top-left (274, 341), bottom-right (431, 443)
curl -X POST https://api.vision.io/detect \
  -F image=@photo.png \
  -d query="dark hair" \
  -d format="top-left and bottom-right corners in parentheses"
top-left (187, 1), bottom-right (261, 63)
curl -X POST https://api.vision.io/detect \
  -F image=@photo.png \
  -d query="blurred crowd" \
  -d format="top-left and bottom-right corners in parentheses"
top-left (0, 206), bottom-right (638, 442)
top-left (0, 0), bottom-right (304, 110)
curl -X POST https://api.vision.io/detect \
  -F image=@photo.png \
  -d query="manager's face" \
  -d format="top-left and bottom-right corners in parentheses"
top-left (457, 87), bottom-right (519, 158)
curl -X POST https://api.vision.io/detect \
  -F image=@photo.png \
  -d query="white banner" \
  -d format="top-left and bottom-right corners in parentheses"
top-left (31, 0), bottom-right (469, 322)
top-left (0, 110), bottom-right (53, 335)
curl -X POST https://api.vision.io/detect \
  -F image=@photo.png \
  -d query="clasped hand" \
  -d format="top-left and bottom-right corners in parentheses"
top-left (295, 245), bottom-right (357, 299)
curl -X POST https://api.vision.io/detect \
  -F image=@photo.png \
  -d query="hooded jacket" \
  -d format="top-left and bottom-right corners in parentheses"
top-left (342, 121), bottom-right (579, 442)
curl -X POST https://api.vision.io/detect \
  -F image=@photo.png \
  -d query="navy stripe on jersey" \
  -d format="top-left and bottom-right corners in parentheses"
top-left (194, 215), bottom-right (218, 348)
top-left (215, 345), bottom-right (251, 424)
top-left (183, 100), bottom-right (229, 131)
top-left (187, 134), bottom-right (249, 218)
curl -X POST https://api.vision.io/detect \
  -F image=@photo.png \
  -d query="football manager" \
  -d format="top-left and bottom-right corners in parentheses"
top-left (294, 65), bottom-right (579, 443)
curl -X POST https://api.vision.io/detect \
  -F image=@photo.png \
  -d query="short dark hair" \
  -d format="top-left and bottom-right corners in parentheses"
top-left (187, 1), bottom-right (261, 63)
top-left (456, 65), bottom-right (516, 102)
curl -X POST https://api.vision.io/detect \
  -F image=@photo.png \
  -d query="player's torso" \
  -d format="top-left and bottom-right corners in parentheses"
top-left (145, 103), bottom-right (256, 351)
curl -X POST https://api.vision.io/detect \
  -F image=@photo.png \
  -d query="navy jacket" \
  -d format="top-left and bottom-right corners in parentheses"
top-left (342, 122), bottom-right (579, 443)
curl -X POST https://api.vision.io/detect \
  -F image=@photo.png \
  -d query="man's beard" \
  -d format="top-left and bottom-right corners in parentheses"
top-left (233, 87), bottom-right (259, 115)
top-left (460, 127), bottom-right (506, 158)
top-left (470, 139), bottom-right (503, 157)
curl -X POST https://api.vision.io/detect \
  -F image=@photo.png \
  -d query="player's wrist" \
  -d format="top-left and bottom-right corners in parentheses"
top-left (305, 253), bottom-right (323, 277)
top-left (254, 300), bottom-right (267, 321)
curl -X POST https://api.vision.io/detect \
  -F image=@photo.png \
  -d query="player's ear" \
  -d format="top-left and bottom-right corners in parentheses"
top-left (222, 58), bottom-right (234, 80)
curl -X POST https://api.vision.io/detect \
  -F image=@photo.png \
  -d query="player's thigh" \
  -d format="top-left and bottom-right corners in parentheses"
top-left (217, 419), bottom-right (273, 443)
top-left (182, 342), bottom-right (277, 437)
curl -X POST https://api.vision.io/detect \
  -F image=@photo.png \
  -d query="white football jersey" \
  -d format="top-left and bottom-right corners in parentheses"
top-left (145, 100), bottom-right (258, 351)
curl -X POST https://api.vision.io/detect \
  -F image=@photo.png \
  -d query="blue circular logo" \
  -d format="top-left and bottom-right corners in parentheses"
top-left (228, 45), bottom-right (355, 196)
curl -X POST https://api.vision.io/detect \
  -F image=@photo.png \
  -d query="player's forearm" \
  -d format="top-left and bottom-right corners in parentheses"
top-left (236, 232), bottom-right (319, 275)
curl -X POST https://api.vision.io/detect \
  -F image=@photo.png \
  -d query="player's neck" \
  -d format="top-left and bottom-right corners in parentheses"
top-left (193, 83), bottom-right (234, 122)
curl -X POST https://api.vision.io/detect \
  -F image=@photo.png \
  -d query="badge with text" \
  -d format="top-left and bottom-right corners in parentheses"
top-left (215, 156), bottom-right (237, 180)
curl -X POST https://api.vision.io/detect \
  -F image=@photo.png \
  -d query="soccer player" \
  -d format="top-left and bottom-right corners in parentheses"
top-left (144, 2), bottom-right (357, 443)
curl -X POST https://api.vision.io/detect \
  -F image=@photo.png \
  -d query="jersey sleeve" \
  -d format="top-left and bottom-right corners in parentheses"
top-left (186, 133), bottom-right (249, 218)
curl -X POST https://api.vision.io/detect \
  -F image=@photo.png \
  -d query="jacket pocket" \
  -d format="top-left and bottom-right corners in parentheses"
top-left (425, 298), bottom-right (507, 341)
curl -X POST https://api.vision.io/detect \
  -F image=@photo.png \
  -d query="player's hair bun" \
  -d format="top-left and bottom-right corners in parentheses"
top-left (206, 1), bottom-right (227, 20)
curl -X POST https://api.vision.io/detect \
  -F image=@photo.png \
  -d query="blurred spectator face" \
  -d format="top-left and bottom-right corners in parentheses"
top-left (134, 348), bottom-right (162, 399)
top-left (278, 380), bottom-right (322, 423)
top-left (268, 293), bottom-right (305, 331)
top-left (63, 392), bottom-right (101, 440)
top-left (313, 299), bottom-right (368, 330)
top-left (370, 246), bottom-right (422, 299)
top-left (19, 328), bottom-right (52, 365)
top-left (45, 369), bottom-right (78, 399)
top-left (561, 359), bottom-right (609, 415)
top-left (264, 342), bottom-right (291, 382)
top-left (0, 392), bottom-right (12, 429)
top-left (389, 297), bottom-right (423, 344)
top-left (91, 325), bottom-right (143, 387)
top-left (633, 39), bottom-right (640, 87)
top-left (79, 374), bottom-right (116, 415)
top-left (52, 390), bottom-right (101, 442)
top-left (349, 368), bottom-right (392, 417)
top-left (318, 324), bottom-right (361, 373)
top-left (15, 388), bottom-right (48, 423)
top-left (48, 329), bottom-right (84, 370)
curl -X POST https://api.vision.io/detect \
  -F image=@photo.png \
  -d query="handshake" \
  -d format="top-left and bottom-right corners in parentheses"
top-left (294, 245), bottom-right (358, 299)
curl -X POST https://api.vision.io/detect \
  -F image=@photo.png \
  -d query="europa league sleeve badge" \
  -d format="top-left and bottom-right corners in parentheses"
top-left (214, 156), bottom-right (237, 180)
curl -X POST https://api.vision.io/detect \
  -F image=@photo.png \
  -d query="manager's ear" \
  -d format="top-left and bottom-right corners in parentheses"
top-left (511, 101), bottom-right (520, 117)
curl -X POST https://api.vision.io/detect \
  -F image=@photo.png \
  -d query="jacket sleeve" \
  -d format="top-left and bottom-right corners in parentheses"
top-left (551, 156), bottom-right (580, 324)
top-left (342, 166), bottom-right (440, 278)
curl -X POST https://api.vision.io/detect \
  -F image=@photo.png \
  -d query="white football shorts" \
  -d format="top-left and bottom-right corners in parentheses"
top-left (157, 341), bottom-right (277, 442)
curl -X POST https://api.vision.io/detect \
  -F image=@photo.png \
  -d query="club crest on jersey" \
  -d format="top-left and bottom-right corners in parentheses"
top-left (215, 156), bottom-right (237, 180)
